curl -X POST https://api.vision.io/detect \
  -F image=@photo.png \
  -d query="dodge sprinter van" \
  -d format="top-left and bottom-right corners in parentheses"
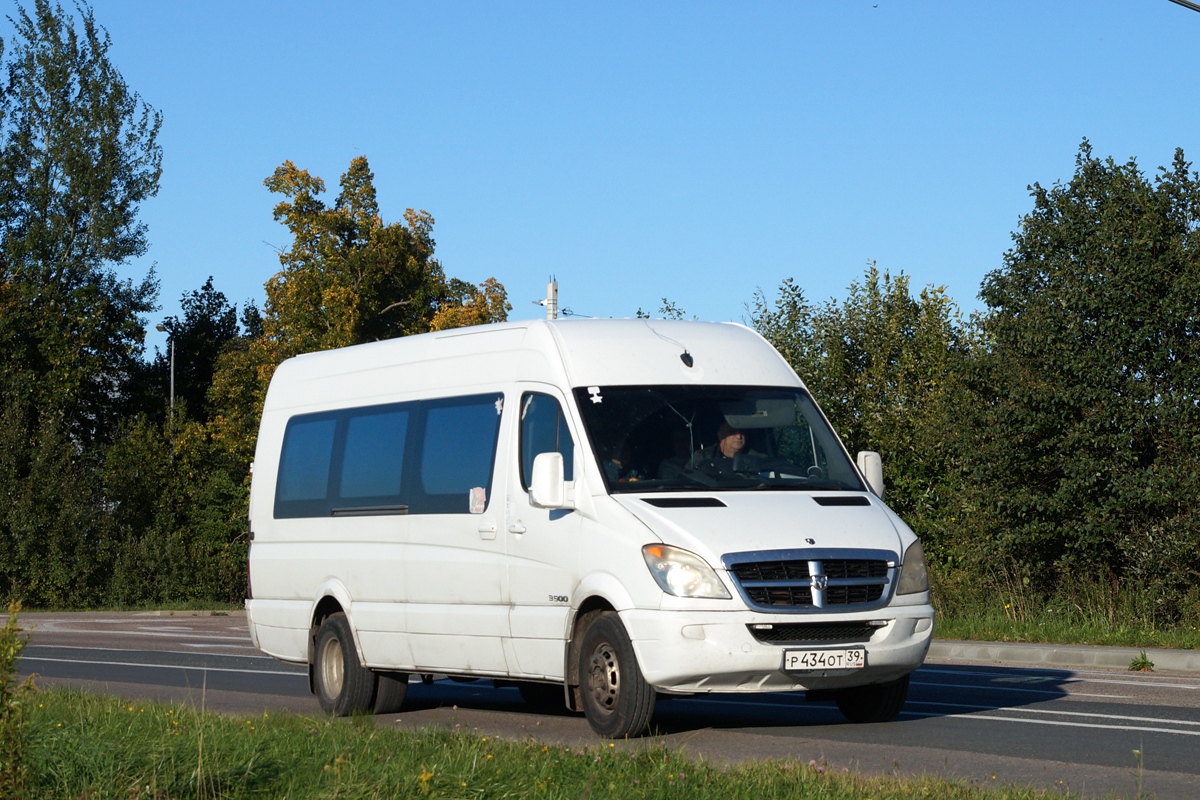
top-left (245, 319), bottom-right (934, 737)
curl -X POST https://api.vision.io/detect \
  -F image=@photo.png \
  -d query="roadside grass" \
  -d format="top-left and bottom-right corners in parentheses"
top-left (935, 612), bottom-right (1200, 650)
top-left (25, 688), bottom-right (1069, 800)
top-left (5, 600), bottom-right (243, 615)
top-left (932, 567), bottom-right (1200, 650)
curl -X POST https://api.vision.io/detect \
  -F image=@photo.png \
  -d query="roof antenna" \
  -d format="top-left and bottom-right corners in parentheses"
top-left (533, 275), bottom-right (558, 320)
top-left (643, 321), bottom-right (694, 367)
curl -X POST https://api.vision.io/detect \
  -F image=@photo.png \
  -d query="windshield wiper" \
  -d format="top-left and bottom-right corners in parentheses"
top-left (746, 478), bottom-right (851, 491)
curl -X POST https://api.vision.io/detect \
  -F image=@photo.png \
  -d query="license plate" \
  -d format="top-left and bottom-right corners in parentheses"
top-left (783, 647), bottom-right (865, 671)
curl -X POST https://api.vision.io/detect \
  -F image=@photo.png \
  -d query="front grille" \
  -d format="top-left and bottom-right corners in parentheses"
top-left (730, 561), bottom-right (810, 582)
top-left (746, 585), bottom-right (813, 607)
top-left (827, 584), bottom-right (884, 604)
top-left (823, 560), bottom-right (888, 579)
top-left (747, 622), bottom-right (877, 644)
top-left (723, 550), bottom-right (896, 612)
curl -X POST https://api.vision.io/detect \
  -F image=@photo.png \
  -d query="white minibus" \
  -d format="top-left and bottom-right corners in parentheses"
top-left (245, 319), bottom-right (934, 737)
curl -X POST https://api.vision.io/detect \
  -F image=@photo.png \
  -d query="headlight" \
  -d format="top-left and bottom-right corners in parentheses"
top-left (896, 539), bottom-right (929, 595)
top-left (642, 544), bottom-right (731, 599)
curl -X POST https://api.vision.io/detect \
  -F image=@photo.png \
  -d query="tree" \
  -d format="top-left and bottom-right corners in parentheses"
top-left (207, 155), bottom-right (509, 466)
top-left (261, 156), bottom-right (447, 353)
top-left (0, 0), bottom-right (161, 444)
top-left (430, 277), bottom-right (511, 330)
top-left (967, 140), bottom-right (1200, 602)
top-left (139, 277), bottom-right (245, 423)
top-left (752, 265), bottom-right (975, 550)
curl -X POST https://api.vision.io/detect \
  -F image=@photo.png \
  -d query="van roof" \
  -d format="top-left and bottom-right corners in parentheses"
top-left (266, 319), bottom-right (803, 411)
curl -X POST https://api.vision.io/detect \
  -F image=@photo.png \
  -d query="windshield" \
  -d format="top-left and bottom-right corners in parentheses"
top-left (573, 385), bottom-right (865, 494)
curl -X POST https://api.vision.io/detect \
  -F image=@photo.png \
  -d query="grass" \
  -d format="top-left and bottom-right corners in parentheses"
top-left (23, 687), bottom-right (1073, 800)
top-left (931, 565), bottom-right (1200, 651)
top-left (8, 600), bottom-right (243, 615)
top-left (934, 612), bottom-right (1200, 650)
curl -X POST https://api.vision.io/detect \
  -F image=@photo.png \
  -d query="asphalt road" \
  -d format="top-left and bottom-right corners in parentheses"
top-left (13, 612), bottom-right (1200, 799)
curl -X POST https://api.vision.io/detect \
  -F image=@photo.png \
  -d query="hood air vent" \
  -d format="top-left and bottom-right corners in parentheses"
top-left (642, 497), bottom-right (726, 508)
top-left (812, 496), bottom-right (871, 507)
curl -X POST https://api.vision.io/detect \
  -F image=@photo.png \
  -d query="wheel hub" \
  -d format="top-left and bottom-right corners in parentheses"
top-left (586, 642), bottom-right (620, 713)
top-left (320, 637), bottom-right (345, 698)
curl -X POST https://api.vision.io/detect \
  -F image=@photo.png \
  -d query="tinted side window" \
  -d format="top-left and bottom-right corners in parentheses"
top-left (411, 394), bottom-right (503, 514)
top-left (275, 415), bottom-right (337, 517)
top-left (520, 393), bottom-right (574, 488)
top-left (338, 408), bottom-right (409, 501)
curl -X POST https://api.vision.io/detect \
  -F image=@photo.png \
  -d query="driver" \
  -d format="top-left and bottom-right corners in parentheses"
top-left (692, 422), bottom-right (764, 474)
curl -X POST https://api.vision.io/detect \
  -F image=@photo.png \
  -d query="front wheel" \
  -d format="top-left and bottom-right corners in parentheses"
top-left (835, 674), bottom-right (910, 723)
top-left (313, 613), bottom-right (377, 715)
top-left (578, 612), bottom-right (656, 738)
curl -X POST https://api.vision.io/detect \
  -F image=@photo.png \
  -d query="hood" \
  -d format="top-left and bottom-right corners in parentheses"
top-left (612, 492), bottom-right (908, 567)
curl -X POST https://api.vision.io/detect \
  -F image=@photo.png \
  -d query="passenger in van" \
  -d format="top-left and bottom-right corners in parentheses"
top-left (657, 429), bottom-right (694, 479)
top-left (605, 439), bottom-right (646, 483)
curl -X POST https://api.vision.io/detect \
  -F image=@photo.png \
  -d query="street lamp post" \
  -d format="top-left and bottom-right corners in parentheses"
top-left (155, 323), bottom-right (174, 416)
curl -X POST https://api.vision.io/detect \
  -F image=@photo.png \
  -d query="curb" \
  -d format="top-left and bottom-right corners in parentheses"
top-left (929, 639), bottom-right (1200, 674)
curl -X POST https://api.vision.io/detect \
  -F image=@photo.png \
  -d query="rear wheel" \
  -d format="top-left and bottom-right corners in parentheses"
top-left (313, 613), bottom-right (376, 715)
top-left (578, 612), bottom-right (656, 738)
top-left (835, 674), bottom-right (910, 723)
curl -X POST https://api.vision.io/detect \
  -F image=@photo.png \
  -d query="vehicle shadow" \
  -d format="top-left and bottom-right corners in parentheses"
top-left (651, 662), bottom-right (1078, 734)
top-left (399, 662), bottom-right (1079, 735)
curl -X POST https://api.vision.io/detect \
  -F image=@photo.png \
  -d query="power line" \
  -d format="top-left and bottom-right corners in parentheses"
top-left (1167, 0), bottom-right (1200, 13)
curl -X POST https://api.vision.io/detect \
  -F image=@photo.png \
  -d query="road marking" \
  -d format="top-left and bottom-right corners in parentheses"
top-left (911, 680), bottom-right (1127, 699)
top-left (901, 710), bottom-right (1200, 737)
top-left (25, 644), bottom-right (275, 660)
top-left (179, 643), bottom-right (258, 649)
top-left (31, 628), bottom-right (250, 642)
top-left (137, 626), bottom-right (199, 632)
top-left (919, 667), bottom-right (1200, 691)
top-left (908, 700), bottom-right (1200, 727)
top-left (21, 656), bottom-right (306, 678)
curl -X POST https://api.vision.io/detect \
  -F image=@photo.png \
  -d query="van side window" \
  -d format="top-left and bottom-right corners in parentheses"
top-left (410, 393), bottom-right (504, 514)
top-left (338, 408), bottom-right (409, 499)
top-left (520, 393), bottom-right (574, 489)
top-left (275, 416), bottom-right (337, 515)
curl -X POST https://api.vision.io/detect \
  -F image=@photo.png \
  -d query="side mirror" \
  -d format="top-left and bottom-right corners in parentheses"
top-left (529, 452), bottom-right (573, 509)
top-left (856, 451), bottom-right (885, 500)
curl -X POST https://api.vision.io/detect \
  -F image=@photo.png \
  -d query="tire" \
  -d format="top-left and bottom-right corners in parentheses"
top-left (578, 612), bottom-right (656, 738)
top-left (313, 613), bottom-right (377, 715)
top-left (835, 674), bottom-right (910, 724)
top-left (518, 681), bottom-right (565, 709)
top-left (374, 672), bottom-right (409, 714)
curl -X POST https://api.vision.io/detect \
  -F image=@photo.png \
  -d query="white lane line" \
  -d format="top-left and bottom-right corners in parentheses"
top-left (908, 700), bottom-right (1200, 727)
top-left (21, 656), bottom-right (306, 678)
top-left (901, 710), bottom-right (1200, 737)
top-left (911, 680), bottom-right (1127, 699)
top-left (33, 629), bottom-right (250, 642)
top-left (25, 644), bottom-right (274, 660)
top-left (179, 644), bottom-right (257, 649)
top-left (920, 667), bottom-right (1200, 691)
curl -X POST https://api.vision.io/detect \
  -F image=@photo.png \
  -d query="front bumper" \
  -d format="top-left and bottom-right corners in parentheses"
top-left (620, 604), bottom-right (934, 693)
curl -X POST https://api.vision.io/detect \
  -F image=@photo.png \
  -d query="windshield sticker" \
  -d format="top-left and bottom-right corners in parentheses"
top-left (588, 386), bottom-right (603, 404)
top-left (495, 397), bottom-right (504, 415)
top-left (469, 487), bottom-right (487, 514)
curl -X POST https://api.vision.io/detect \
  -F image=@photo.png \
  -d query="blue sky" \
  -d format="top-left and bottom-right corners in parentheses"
top-left (11, 1), bottom-right (1198, 355)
